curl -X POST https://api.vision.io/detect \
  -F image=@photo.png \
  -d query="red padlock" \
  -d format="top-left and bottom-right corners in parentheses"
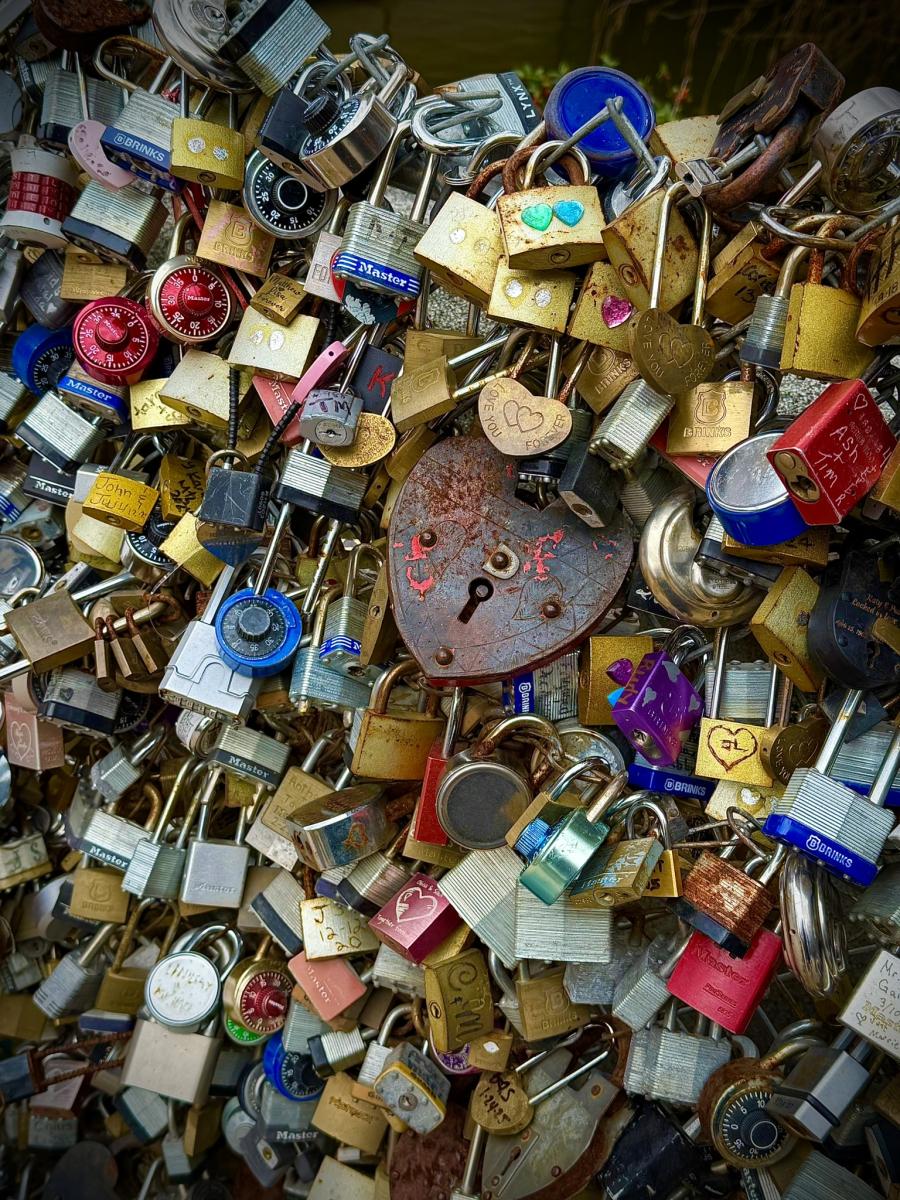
top-left (146, 215), bottom-right (234, 346)
top-left (72, 292), bottom-right (159, 387)
top-left (254, 375), bottom-right (304, 446)
top-left (411, 689), bottom-right (464, 850)
top-left (0, 138), bottom-right (79, 249)
top-left (667, 928), bottom-right (782, 1034)
top-left (766, 379), bottom-right (896, 524)
top-left (369, 872), bottom-right (461, 963)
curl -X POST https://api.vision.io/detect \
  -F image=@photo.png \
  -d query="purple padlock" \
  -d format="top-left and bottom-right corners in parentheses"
top-left (609, 629), bottom-right (704, 766)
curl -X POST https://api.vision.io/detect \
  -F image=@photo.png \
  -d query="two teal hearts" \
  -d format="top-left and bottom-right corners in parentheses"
top-left (520, 200), bottom-right (584, 231)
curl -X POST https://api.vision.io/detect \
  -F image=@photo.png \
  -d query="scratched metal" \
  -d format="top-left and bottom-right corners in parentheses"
top-left (387, 435), bottom-right (634, 686)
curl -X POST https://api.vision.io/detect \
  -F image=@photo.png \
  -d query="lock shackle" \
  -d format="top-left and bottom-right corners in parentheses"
top-left (129, 724), bottom-right (167, 767)
top-left (377, 1002), bottom-right (413, 1045)
top-left (501, 140), bottom-right (590, 194)
top-left (301, 730), bottom-right (342, 774)
top-left (368, 658), bottom-right (423, 716)
top-left (173, 762), bottom-right (209, 852)
top-left (148, 754), bottom-right (199, 844)
top-left (176, 921), bottom-right (244, 980)
top-left (77, 920), bottom-right (120, 967)
top-left (647, 180), bottom-right (689, 310)
top-left (487, 952), bottom-right (516, 1002)
top-left (625, 798), bottom-right (672, 847)
top-left (93, 36), bottom-right (174, 96)
top-left (584, 769), bottom-right (629, 824)
top-left (166, 211), bottom-right (198, 260)
top-left (470, 714), bottom-right (562, 760)
top-left (345, 543), bottom-right (384, 600)
top-left (662, 624), bottom-right (708, 667)
top-left (546, 755), bottom-right (611, 802)
top-left (366, 120), bottom-right (415, 209)
top-left (759, 1035), bottom-right (827, 1072)
top-left (806, 214), bottom-right (861, 283)
top-left (868, 719), bottom-right (900, 810)
top-left (108, 896), bottom-right (158, 971)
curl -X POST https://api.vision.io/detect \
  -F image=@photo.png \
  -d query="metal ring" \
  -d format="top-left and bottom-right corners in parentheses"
top-left (205, 448), bottom-right (249, 474)
top-left (779, 851), bottom-right (845, 999)
top-left (757, 208), bottom-right (863, 250)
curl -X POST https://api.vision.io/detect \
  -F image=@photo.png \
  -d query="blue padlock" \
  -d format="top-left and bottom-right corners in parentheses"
top-left (706, 431), bottom-right (809, 546)
top-left (12, 323), bottom-right (73, 394)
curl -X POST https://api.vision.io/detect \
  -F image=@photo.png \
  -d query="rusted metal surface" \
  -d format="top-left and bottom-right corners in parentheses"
top-left (390, 1103), bottom-right (469, 1200)
top-left (34, 0), bottom-right (151, 48)
top-left (387, 436), bottom-right (634, 686)
top-left (707, 108), bottom-right (810, 212)
top-left (713, 43), bottom-right (844, 160)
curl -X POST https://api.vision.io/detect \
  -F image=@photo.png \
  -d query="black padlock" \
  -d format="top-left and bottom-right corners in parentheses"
top-left (808, 549), bottom-right (900, 689)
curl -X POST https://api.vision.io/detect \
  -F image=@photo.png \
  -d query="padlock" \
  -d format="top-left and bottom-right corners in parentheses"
top-left (348, 659), bottom-right (444, 781)
top-left (705, 220), bottom-right (783, 324)
top-left (764, 690), bottom-right (898, 886)
top-left (621, 1015), bottom-right (731, 1107)
top-left (767, 1029), bottom-right (874, 1144)
top-left (779, 220), bottom-right (876, 379)
top-left (290, 582), bottom-right (373, 715)
top-left (244, 148), bottom-right (338, 242)
top-left (178, 770), bottom-right (253, 909)
top-left (71, 277), bottom-right (160, 388)
top-left (609, 626), bottom-right (705, 766)
top-left (373, 1040), bottom-right (450, 1134)
top-left (318, 544), bottom-right (382, 680)
top-left (435, 714), bottom-right (562, 851)
top-left (497, 140), bottom-right (605, 270)
top-left (257, 59), bottom-right (405, 192)
top-left (335, 124), bottom-right (438, 300)
top-left (693, 628), bottom-right (775, 787)
top-left (569, 798), bottom-right (666, 908)
top-left (20, 248), bottom-right (78, 330)
top-left (170, 76), bottom-right (245, 189)
top-left (369, 871), bottom-right (461, 963)
top-left (146, 212), bottom-right (234, 346)
top-left (422, 948), bottom-right (493, 1054)
top-left (89, 727), bottom-right (166, 803)
top-left (33, 921), bottom-right (118, 1018)
top-left (38, 52), bottom-right (122, 148)
top-left (767, 378), bottom-right (895, 525)
top-left (197, 198), bottom-right (275, 278)
top-left (516, 767), bottom-right (629, 905)
top-left (121, 1009), bottom-right (224, 1104)
top-left (603, 178), bottom-right (699, 312)
top-left (228, 304), bottom-right (319, 381)
top-left (298, 894), bottom-right (380, 961)
top-left (355, 1002), bottom-right (414, 1092)
top-left (414, 170), bottom-right (504, 307)
top-left (62, 181), bottom-right (167, 270)
top-left (487, 256), bottom-right (577, 333)
top-left (222, 934), bottom-right (292, 1036)
top-left (13, 323), bottom-right (76, 396)
top-left (97, 45), bottom-right (182, 190)
top-left (90, 899), bottom-right (179, 1018)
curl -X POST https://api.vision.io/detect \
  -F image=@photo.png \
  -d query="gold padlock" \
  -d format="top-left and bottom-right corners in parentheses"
top-left (228, 307), bottom-right (320, 381)
top-left (749, 566), bottom-right (823, 694)
top-left (563, 342), bottom-right (640, 414)
top-left (514, 964), bottom-right (590, 1041)
top-left (250, 271), bottom-right (307, 325)
top-left (60, 249), bottom-right (128, 301)
top-left (857, 221), bottom-right (900, 347)
top-left (350, 660), bottom-right (445, 782)
top-left (705, 222), bottom-right (782, 325)
top-left (487, 259), bottom-right (576, 333)
top-left (170, 93), bottom-right (246, 190)
top-left (779, 216), bottom-right (874, 380)
top-left (578, 634), bottom-right (654, 725)
top-left (158, 513), bottom-right (226, 587)
top-left (603, 184), bottom-right (699, 312)
top-left (414, 184), bottom-right (503, 306)
top-left (666, 365), bottom-right (756, 457)
top-left (82, 464), bottom-right (159, 532)
top-left (497, 141), bottom-right (606, 271)
top-left (568, 260), bottom-right (636, 350)
top-left (693, 629), bottom-right (774, 787)
top-left (130, 378), bottom-right (191, 432)
top-left (159, 350), bottom-right (254, 427)
top-left (197, 199), bottom-right (274, 277)
top-left (158, 453), bottom-right (206, 522)
top-left (423, 948), bottom-right (493, 1054)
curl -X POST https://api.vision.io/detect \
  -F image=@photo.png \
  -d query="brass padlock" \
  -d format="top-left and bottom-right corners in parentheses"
top-left (603, 183), bottom-right (699, 312)
top-left (197, 200), bottom-right (275, 278)
top-left (857, 221), bottom-right (900, 347)
top-left (749, 567), bottom-right (824, 694)
top-left (705, 222), bottom-right (782, 325)
top-left (497, 141), bottom-right (606, 270)
top-left (578, 634), bottom-right (654, 726)
top-left (170, 83), bottom-right (246, 190)
top-left (228, 307), bottom-right (320, 382)
top-left (568, 260), bottom-right (636, 351)
top-left (423, 947), bottom-right (493, 1054)
top-left (514, 963), bottom-right (590, 1041)
top-left (414, 162), bottom-right (504, 307)
top-left (349, 660), bottom-right (445, 782)
top-left (5, 589), bottom-right (95, 672)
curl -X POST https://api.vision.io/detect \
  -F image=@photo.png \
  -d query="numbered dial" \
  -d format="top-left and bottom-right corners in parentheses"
top-left (215, 588), bottom-right (303, 677)
top-left (72, 297), bottom-right (159, 386)
top-left (225, 959), bottom-right (292, 1036)
top-left (224, 1013), bottom-right (268, 1047)
top-left (148, 255), bottom-right (233, 344)
top-left (12, 324), bottom-right (74, 394)
top-left (244, 150), bottom-right (335, 239)
top-left (710, 1077), bottom-right (794, 1168)
top-left (300, 94), bottom-right (360, 157)
top-left (263, 1034), bottom-right (324, 1101)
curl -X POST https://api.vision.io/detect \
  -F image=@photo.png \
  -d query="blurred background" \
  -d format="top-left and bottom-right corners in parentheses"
top-left (322, 0), bottom-right (898, 119)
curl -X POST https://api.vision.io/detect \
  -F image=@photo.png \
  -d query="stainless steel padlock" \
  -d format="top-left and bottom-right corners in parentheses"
top-left (16, 393), bottom-right (105, 475)
top-left (622, 1019), bottom-right (732, 1106)
top-left (319, 544), bottom-right (383, 683)
top-left (144, 924), bottom-right (243, 1032)
top-left (334, 122), bottom-right (438, 300)
top-left (513, 881), bottom-right (614, 963)
top-left (437, 847), bottom-right (522, 969)
top-left (62, 181), bottom-right (167, 270)
top-left (32, 921), bottom-right (117, 1018)
top-left (89, 725), bottom-right (166, 802)
top-left (38, 53), bottom-right (123, 149)
top-left (95, 51), bottom-right (181, 190)
top-left (179, 768), bottom-right (253, 909)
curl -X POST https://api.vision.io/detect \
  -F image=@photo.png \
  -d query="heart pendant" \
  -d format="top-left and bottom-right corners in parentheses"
top-left (630, 309), bottom-right (716, 395)
top-left (554, 200), bottom-right (584, 227)
top-left (521, 204), bottom-right (553, 231)
top-left (479, 377), bottom-right (572, 457)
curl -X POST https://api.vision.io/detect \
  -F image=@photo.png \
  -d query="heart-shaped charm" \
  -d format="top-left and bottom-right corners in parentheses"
top-left (388, 437), bottom-right (633, 684)
top-left (521, 203), bottom-right (553, 231)
top-left (553, 199), bottom-right (584, 227)
top-left (601, 295), bottom-right (634, 328)
top-left (630, 309), bottom-right (716, 395)
top-left (707, 722), bottom-right (760, 772)
top-left (9, 721), bottom-right (31, 758)
top-left (479, 377), bottom-right (572, 457)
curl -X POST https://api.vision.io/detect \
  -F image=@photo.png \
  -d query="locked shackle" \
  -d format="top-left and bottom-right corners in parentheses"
top-left (805, 213), bottom-right (863, 284)
top-left (93, 36), bottom-right (175, 96)
top-left (662, 623), bottom-right (708, 667)
top-left (501, 139), bottom-right (591, 195)
top-left (166, 211), bottom-right (199, 259)
top-left (625, 797), bottom-right (673, 848)
top-left (584, 768), bottom-right (630, 824)
top-left (368, 658), bottom-right (425, 716)
top-left (177, 921), bottom-right (245, 979)
top-left (146, 754), bottom-right (200, 845)
top-left (377, 1002), bottom-right (413, 1045)
top-left (108, 895), bottom-right (158, 972)
top-left (344, 542), bottom-right (384, 601)
top-left (301, 730), bottom-right (343, 774)
top-left (470, 713), bottom-right (562, 760)
top-left (779, 849), bottom-right (846, 1000)
top-left (76, 920), bottom-right (120, 967)
top-left (647, 180), bottom-right (690, 310)
top-left (545, 755), bottom-right (612, 803)
top-left (128, 724), bottom-right (167, 767)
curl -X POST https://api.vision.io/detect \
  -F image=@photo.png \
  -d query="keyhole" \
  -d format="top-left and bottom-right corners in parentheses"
top-left (457, 577), bottom-right (494, 624)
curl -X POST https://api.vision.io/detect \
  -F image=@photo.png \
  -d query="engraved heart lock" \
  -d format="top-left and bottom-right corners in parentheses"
top-left (387, 436), bottom-right (634, 685)
top-left (478, 377), bottom-right (572, 457)
top-left (706, 722), bottom-right (761, 771)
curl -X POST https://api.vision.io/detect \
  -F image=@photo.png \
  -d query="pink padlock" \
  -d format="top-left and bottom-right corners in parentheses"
top-left (288, 341), bottom-right (354, 420)
top-left (667, 928), bottom-right (782, 1034)
top-left (369, 872), bottom-right (461, 963)
top-left (4, 694), bottom-right (65, 771)
top-left (68, 122), bottom-right (133, 191)
top-left (288, 950), bottom-right (367, 1021)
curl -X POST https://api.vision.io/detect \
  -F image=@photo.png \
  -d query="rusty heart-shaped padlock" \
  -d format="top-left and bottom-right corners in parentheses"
top-left (387, 436), bottom-right (633, 685)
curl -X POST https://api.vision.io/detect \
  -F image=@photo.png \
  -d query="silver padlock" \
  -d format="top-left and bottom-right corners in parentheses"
top-left (89, 726), bottom-right (166, 802)
top-left (32, 921), bottom-right (118, 1018)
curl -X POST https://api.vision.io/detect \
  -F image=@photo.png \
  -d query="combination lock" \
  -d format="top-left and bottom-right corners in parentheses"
top-left (225, 1014), bottom-right (268, 1048)
top-left (263, 1033), bottom-right (324, 1102)
top-left (243, 150), bottom-right (336, 240)
top-left (705, 1065), bottom-right (796, 1169)
top-left (72, 296), bottom-right (159, 386)
top-left (223, 950), bottom-right (293, 1037)
top-left (123, 504), bottom-right (176, 577)
top-left (12, 324), bottom-right (74, 394)
top-left (147, 257), bottom-right (234, 345)
top-left (215, 588), bottom-right (303, 677)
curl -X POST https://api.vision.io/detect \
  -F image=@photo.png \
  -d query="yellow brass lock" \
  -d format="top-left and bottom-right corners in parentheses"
top-left (82, 472), bottom-right (159, 532)
top-left (197, 200), bottom-right (274, 278)
top-left (414, 191), bottom-right (504, 307)
top-left (749, 567), bottom-right (824, 694)
top-left (159, 350), bottom-right (254, 428)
